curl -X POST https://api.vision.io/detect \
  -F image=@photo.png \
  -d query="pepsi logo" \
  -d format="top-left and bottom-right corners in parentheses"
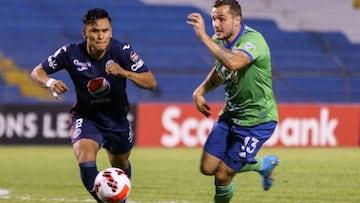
top-left (87, 77), bottom-right (111, 98)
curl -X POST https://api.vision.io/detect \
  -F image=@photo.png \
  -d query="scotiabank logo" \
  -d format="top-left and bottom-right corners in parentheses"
top-left (136, 103), bottom-right (360, 147)
top-left (160, 106), bottom-right (214, 147)
top-left (266, 108), bottom-right (338, 147)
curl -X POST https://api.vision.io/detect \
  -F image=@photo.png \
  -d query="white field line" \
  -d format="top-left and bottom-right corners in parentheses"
top-left (0, 188), bottom-right (189, 203)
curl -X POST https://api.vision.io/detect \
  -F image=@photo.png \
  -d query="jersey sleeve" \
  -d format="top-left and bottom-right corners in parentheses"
top-left (235, 33), bottom-right (267, 62)
top-left (41, 45), bottom-right (69, 74)
top-left (112, 42), bottom-right (150, 73)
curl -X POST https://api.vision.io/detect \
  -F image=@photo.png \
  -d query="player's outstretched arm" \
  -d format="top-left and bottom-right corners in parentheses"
top-left (30, 64), bottom-right (69, 100)
top-left (30, 64), bottom-right (53, 88)
top-left (106, 62), bottom-right (157, 90)
top-left (126, 71), bottom-right (157, 90)
top-left (193, 68), bottom-right (222, 117)
top-left (187, 13), bottom-right (251, 71)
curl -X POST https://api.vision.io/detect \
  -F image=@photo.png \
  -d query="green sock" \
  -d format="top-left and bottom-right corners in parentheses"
top-left (214, 182), bottom-right (234, 203)
top-left (239, 158), bottom-right (262, 172)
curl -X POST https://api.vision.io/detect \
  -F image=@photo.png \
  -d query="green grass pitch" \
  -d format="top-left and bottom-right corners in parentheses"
top-left (0, 146), bottom-right (360, 203)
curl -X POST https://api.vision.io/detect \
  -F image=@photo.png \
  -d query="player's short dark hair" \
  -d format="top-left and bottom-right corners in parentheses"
top-left (83, 8), bottom-right (112, 25)
top-left (213, 0), bottom-right (242, 17)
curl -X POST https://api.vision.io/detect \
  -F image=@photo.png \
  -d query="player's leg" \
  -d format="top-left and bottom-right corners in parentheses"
top-left (103, 129), bottom-right (134, 203)
top-left (106, 151), bottom-right (131, 203)
top-left (202, 117), bottom-right (235, 203)
top-left (201, 118), bottom-right (231, 175)
top-left (233, 121), bottom-right (279, 190)
top-left (213, 161), bottom-right (236, 203)
top-left (238, 158), bottom-right (262, 172)
top-left (200, 151), bottom-right (222, 175)
top-left (107, 151), bottom-right (132, 179)
top-left (103, 129), bottom-right (134, 179)
top-left (238, 155), bottom-right (279, 190)
top-left (73, 138), bottom-right (102, 202)
top-left (70, 116), bottom-right (104, 202)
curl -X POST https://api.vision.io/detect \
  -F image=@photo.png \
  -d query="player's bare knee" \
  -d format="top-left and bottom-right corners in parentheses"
top-left (200, 164), bottom-right (216, 175)
top-left (215, 170), bottom-right (233, 186)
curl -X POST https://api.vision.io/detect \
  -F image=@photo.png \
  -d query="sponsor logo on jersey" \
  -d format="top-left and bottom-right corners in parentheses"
top-left (245, 42), bottom-right (256, 50)
top-left (72, 128), bottom-right (82, 140)
top-left (72, 118), bottom-right (83, 140)
top-left (87, 77), bottom-right (111, 98)
top-left (216, 64), bottom-right (238, 80)
top-left (47, 56), bottom-right (57, 69)
top-left (48, 46), bottom-right (67, 69)
top-left (130, 51), bottom-right (144, 71)
top-left (122, 44), bottom-right (131, 50)
top-left (106, 60), bottom-right (115, 68)
top-left (74, 60), bottom-right (91, 71)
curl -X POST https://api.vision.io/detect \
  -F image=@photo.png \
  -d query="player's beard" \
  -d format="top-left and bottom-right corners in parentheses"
top-left (215, 30), bottom-right (233, 42)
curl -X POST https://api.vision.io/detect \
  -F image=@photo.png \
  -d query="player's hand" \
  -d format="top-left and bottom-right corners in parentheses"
top-left (193, 94), bottom-right (211, 118)
top-left (186, 13), bottom-right (207, 40)
top-left (50, 80), bottom-right (68, 100)
top-left (105, 62), bottom-right (127, 77)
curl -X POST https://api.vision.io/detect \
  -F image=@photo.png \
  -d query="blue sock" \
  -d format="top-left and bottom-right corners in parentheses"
top-left (79, 161), bottom-right (102, 203)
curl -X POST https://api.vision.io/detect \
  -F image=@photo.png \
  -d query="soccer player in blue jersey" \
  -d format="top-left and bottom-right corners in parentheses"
top-left (30, 8), bottom-right (157, 203)
top-left (187, 0), bottom-right (279, 202)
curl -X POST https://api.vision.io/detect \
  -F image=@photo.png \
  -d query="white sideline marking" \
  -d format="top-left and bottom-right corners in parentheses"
top-left (0, 189), bottom-right (10, 196)
top-left (0, 188), bottom-right (10, 196)
top-left (0, 188), bottom-right (188, 203)
top-left (0, 189), bottom-right (93, 202)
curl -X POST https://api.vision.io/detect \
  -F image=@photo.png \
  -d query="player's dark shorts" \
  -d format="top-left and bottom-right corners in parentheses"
top-left (204, 115), bottom-right (277, 171)
top-left (70, 115), bottom-right (134, 154)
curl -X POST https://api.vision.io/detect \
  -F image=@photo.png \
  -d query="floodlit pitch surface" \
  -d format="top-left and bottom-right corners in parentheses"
top-left (0, 146), bottom-right (359, 203)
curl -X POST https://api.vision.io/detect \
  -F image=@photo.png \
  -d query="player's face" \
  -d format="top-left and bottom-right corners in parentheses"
top-left (83, 18), bottom-right (112, 58)
top-left (211, 5), bottom-right (241, 44)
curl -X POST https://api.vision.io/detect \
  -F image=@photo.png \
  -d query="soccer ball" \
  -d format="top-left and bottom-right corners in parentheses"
top-left (94, 167), bottom-right (131, 203)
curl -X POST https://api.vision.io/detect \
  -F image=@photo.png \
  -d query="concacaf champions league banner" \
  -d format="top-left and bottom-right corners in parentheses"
top-left (0, 103), bottom-right (359, 147)
top-left (0, 104), bottom-right (137, 145)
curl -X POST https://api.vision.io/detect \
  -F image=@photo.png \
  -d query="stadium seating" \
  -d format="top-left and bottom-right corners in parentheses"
top-left (0, 0), bottom-right (359, 103)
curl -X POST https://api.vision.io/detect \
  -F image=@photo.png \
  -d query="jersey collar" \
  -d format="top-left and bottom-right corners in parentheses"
top-left (222, 24), bottom-right (245, 49)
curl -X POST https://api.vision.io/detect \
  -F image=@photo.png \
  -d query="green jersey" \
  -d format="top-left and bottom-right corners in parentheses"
top-left (214, 25), bottom-right (278, 126)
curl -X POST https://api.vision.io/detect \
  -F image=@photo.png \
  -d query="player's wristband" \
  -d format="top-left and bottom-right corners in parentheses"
top-left (46, 78), bottom-right (57, 88)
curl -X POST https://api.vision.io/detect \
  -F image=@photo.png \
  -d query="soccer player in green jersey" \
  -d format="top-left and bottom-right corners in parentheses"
top-left (187, 0), bottom-right (279, 202)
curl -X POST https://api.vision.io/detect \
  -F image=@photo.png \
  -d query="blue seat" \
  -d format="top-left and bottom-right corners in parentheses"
top-left (349, 78), bottom-right (360, 102)
top-left (0, 0), bottom-right (359, 103)
top-left (273, 76), bottom-right (347, 102)
top-left (272, 54), bottom-right (341, 74)
top-left (127, 74), bottom-right (224, 103)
